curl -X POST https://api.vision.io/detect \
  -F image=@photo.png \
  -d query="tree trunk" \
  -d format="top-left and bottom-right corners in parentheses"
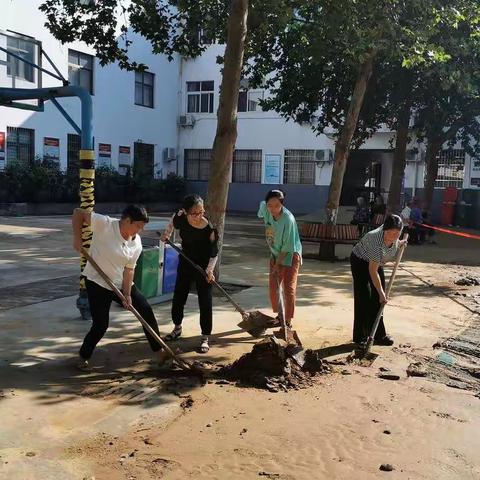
top-left (206, 0), bottom-right (248, 276)
top-left (387, 80), bottom-right (413, 213)
top-left (326, 48), bottom-right (378, 224)
top-left (423, 137), bottom-right (443, 210)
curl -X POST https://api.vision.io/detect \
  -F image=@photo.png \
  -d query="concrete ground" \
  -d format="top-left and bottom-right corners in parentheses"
top-left (0, 213), bottom-right (479, 479)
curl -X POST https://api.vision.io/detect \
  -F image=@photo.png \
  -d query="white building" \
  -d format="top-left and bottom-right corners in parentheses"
top-left (1, 0), bottom-right (479, 223)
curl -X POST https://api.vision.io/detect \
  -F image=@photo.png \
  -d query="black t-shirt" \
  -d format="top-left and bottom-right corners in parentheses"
top-left (173, 213), bottom-right (218, 268)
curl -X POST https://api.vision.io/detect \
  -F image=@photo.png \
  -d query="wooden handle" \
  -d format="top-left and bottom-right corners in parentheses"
top-left (158, 234), bottom-right (247, 316)
top-left (81, 248), bottom-right (192, 370)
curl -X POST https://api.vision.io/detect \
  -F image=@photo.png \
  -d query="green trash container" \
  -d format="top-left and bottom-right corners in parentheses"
top-left (134, 246), bottom-right (160, 298)
top-left (454, 202), bottom-right (473, 228)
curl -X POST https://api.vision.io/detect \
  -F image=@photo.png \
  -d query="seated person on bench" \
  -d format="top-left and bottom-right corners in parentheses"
top-left (350, 196), bottom-right (369, 234)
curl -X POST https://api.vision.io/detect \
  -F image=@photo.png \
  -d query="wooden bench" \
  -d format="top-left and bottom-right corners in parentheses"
top-left (299, 222), bottom-right (360, 260)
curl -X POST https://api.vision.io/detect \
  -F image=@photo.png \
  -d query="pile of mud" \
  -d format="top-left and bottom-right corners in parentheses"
top-left (220, 336), bottom-right (331, 392)
top-left (454, 275), bottom-right (480, 287)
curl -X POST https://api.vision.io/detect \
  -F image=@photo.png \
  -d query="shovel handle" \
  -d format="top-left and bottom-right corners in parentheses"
top-left (80, 248), bottom-right (192, 371)
top-left (159, 234), bottom-right (247, 316)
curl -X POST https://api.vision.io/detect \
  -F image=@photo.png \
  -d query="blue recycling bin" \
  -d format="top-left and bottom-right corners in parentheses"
top-left (162, 244), bottom-right (179, 294)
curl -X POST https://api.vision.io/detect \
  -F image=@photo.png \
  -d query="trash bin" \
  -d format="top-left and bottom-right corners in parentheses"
top-left (134, 246), bottom-right (160, 298)
top-left (454, 202), bottom-right (473, 228)
top-left (441, 187), bottom-right (458, 225)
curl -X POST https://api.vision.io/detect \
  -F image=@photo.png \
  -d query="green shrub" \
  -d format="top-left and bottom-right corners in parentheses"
top-left (0, 163), bottom-right (186, 204)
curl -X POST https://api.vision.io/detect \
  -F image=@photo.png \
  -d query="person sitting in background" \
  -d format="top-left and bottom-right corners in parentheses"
top-left (351, 196), bottom-right (369, 235)
top-left (421, 204), bottom-right (437, 244)
top-left (400, 201), bottom-right (412, 239)
top-left (370, 194), bottom-right (387, 219)
top-left (409, 199), bottom-right (425, 244)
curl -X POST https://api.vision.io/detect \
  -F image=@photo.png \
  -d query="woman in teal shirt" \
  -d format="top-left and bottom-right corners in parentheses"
top-left (258, 189), bottom-right (302, 330)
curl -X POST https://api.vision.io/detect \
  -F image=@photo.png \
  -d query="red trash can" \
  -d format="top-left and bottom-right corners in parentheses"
top-left (441, 187), bottom-right (458, 225)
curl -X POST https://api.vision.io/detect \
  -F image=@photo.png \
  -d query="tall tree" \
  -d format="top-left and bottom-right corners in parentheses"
top-left (250, 0), bottom-right (474, 220)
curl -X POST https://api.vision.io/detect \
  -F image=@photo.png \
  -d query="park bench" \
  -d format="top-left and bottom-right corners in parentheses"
top-left (299, 222), bottom-right (360, 260)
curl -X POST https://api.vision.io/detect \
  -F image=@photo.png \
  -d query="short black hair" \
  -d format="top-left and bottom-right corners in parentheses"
top-left (182, 194), bottom-right (204, 212)
top-left (265, 189), bottom-right (285, 204)
top-left (383, 214), bottom-right (402, 231)
top-left (121, 204), bottom-right (149, 223)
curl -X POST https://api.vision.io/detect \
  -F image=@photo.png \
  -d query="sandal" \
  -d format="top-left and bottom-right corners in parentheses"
top-left (164, 326), bottom-right (182, 342)
top-left (198, 336), bottom-right (210, 354)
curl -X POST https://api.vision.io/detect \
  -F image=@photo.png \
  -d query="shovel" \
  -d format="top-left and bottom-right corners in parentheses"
top-left (360, 234), bottom-right (409, 361)
top-left (159, 235), bottom-right (278, 337)
top-left (81, 248), bottom-right (206, 376)
top-left (273, 273), bottom-right (304, 366)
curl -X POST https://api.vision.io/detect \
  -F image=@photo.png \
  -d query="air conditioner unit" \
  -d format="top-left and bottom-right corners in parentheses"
top-left (178, 115), bottom-right (195, 127)
top-left (315, 149), bottom-right (333, 163)
top-left (405, 149), bottom-right (420, 162)
top-left (163, 147), bottom-right (177, 162)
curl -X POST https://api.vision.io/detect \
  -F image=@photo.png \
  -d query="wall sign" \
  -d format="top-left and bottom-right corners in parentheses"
top-left (470, 157), bottom-right (480, 187)
top-left (43, 137), bottom-right (60, 165)
top-left (118, 146), bottom-right (132, 175)
top-left (98, 143), bottom-right (112, 168)
top-left (264, 154), bottom-right (281, 184)
top-left (0, 132), bottom-right (5, 170)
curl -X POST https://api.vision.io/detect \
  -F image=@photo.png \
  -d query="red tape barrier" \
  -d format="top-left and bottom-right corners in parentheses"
top-left (416, 223), bottom-right (480, 240)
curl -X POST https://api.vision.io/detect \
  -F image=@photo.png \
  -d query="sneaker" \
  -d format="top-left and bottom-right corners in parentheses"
top-left (374, 335), bottom-right (394, 346)
top-left (76, 357), bottom-right (91, 371)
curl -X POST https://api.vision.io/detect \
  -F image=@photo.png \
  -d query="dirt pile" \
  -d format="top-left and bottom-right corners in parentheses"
top-left (454, 275), bottom-right (480, 286)
top-left (220, 336), bottom-right (331, 392)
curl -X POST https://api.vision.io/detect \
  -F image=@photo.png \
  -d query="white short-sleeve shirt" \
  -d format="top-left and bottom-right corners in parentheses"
top-left (83, 213), bottom-right (142, 290)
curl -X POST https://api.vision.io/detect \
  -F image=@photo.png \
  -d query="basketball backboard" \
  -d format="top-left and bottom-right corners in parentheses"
top-left (0, 29), bottom-right (43, 110)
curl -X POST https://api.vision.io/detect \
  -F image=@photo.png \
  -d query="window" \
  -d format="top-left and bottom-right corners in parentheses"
top-left (184, 149), bottom-right (211, 181)
top-left (134, 142), bottom-right (155, 178)
top-left (68, 49), bottom-right (94, 95)
top-left (433, 149), bottom-right (465, 188)
top-left (238, 90), bottom-right (264, 112)
top-left (283, 149), bottom-right (315, 184)
top-left (135, 71), bottom-right (154, 108)
top-left (7, 36), bottom-right (35, 82)
top-left (187, 81), bottom-right (214, 113)
top-left (232, 150), bottom-right (262, 183)
top-left (67, 133), bottom-right (81, 172)
top-left (7, 127), bottom-right (35, 166)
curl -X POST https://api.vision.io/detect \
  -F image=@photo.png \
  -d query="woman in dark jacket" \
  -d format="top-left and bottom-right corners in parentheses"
top-left (161, 194), bottom-right (218, 353)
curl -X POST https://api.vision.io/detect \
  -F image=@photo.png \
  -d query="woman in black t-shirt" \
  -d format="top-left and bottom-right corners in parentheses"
top-left (161, 195), bottom-right (218, 353)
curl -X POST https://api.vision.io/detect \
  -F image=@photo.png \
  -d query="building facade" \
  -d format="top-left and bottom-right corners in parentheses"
top-left (1, 1), bottom-right (479, 222)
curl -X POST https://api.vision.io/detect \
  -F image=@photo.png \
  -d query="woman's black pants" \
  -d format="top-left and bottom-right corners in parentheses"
top-left (79, 279), bottom-right (162, 360)
top-left (350, 253), bottom-right (387, 343)
top-left (171, 260), bottom-right (213, 336)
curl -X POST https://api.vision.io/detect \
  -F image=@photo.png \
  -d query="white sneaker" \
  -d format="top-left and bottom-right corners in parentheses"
top-left (76, 357), bottom-right (91, 371)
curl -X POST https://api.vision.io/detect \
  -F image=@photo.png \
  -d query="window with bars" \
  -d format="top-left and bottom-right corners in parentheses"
top-left (135, 71), bottom-right (154, 108)
top-left (238, 90), bottom-right (264, 112)
top-left (68, 49), bottom-right (94, 95)
top-left (134, 142), bottom-right (155, 178)
top-left (67, 134), bottom-right (81, 172)
top-left (232, 150), bottom-right (262, 183)
top-left (283, 149), bottom-right (315, 184)
top-left (7, 36), bottom-right (35, 82)
top-left (187, 81), bottom-right (214, 113)
top-left (6, 127), bottom-right (35, 166)
top-left (184, 149), bottom-right (211, 181)
top-left (433, 149), bottom-right (465, 188)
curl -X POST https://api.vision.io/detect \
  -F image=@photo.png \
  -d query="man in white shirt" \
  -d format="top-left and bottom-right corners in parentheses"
top-left (72, 204), bottom-right (169, 370)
